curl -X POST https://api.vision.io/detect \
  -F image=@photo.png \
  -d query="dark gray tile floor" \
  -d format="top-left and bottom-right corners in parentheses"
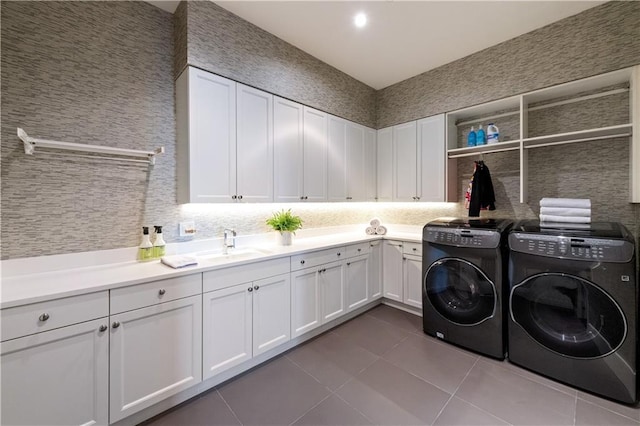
top-left (143, 305), bottom-right (640, 426)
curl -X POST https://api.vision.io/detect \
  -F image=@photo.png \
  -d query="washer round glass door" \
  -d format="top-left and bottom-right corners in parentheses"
top-left (425, 258), bottom-right (496, 326)
top-left (510, 273), bottom-right (626, 359)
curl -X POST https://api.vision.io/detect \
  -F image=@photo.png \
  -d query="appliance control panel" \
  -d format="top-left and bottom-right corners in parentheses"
top-left (424, 227), bottom-right (501, 249)
top-left (509, 233), bottom-right (634, 262)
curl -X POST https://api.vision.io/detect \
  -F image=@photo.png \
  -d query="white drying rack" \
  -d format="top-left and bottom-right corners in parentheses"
top-left (18, 128), bottom-right (164, 166)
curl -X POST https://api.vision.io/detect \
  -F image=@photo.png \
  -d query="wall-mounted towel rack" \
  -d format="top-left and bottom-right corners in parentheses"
top-left (18, 128), bottom-right (164, 166)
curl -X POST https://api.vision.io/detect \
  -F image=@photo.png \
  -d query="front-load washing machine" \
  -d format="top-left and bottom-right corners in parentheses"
top-left (423, 218), bottom-right (512, 359)
top-left (508, 220), bottom-right (637, 403)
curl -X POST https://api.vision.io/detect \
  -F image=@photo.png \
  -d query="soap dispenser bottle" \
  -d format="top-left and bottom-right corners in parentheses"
top-left (467, 126), bottom-right (477, 147)
top-left (476, 124), bottom-right (486, 145)
top-left (138, 227), bottom-right (154, 261)
top-left (153, 226), bottom-right (166, 258)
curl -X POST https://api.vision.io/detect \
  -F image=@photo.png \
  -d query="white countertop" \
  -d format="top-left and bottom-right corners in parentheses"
top-left (0, 225), bottom-right (422, 309)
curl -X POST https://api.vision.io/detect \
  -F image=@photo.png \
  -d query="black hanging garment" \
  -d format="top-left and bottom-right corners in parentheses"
top-left (468, 161), bottom-right (496, 217)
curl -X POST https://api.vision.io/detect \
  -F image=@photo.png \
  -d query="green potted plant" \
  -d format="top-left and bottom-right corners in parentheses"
top-left (266, 209), bottom-right (303, 246)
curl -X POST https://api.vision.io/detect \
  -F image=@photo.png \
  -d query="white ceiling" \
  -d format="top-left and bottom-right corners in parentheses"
top-left (146, 1), bottom-right (605, 90)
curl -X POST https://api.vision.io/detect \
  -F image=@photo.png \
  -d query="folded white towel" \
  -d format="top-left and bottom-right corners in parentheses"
top-left (540, 207), bottom-right (591, 217)
top-left (539, 214), bottom-right (591, 224)
top-left (369, 217), bottom-right (381, 228)
top-left (540, 198), bottom-right (591, 209)
top-left (161, 255), bottom-right (198, 269)
top-left (365, 226), bottom-right (376, 235)
top-left (540, 222), bottom-right (591, 230)
top-left (375, 225), bottom-right (387, 235)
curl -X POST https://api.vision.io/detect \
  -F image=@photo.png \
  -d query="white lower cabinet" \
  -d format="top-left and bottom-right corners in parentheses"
top-left (368, 241), bottom-right (383, 299)
top-left (203, 273), bottom-right (291, 379)
top-left (346, 254), bottom-right (369, 311)
top-left (403, 255), bottom-right (423, 308)
top-left (109, 295), bottom-right (202, 423)
top-left (320, 261), bottom-right (346, 322)
top-left (383, 240), bottom-right (404, 301)
top-left (1, 318), bottom-right (109, 426)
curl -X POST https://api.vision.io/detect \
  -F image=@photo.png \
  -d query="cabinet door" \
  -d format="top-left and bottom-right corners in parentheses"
top-left (1, 319), bottom-right (109, 426)
top-left (179, 67), bottom-right (236, 203)
top-left (303, 107), bottom-right (328, 201)
top-left (291, 268), bottom-right (321, 338)
top-left (110, 295), bottom-right (202, 422)
top-left (346, 122), bottom-right (366, 201)
top-left (274, 97), bottom-right (304, 202)
top-left (392, 121), bottom-right (418, 201)
top-left (377, 127), bottom-right (393, 202)
top-left (346, 255), bottom-right (369, 312)
top-left (253, 274), bottom-right (291, 357)
top-left (383, 241), bottom-right (404, 302)
top-left (203, 284), bottom-right (252, 380)
top-left (320, 261), bottom-right (346, 323)
top-left (368, 240), bottom-right (383, 299)
top-left (327, 115), bottom-right (348, 201)
top-left (417, 114), bottom-right (445, 202)
top-left (364, 127), bottom-right (377, 201)
top-left (403, 256), bottom-right (423, 308)
top-left (236, 84), bottom-right (274, 202)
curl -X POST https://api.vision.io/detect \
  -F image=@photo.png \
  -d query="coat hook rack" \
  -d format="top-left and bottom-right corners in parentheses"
top-left (18, 128), bottom-right (164, 166)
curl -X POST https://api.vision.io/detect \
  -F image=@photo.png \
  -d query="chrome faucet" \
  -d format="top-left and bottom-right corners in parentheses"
top-left (223, 228), bottom-right (236, 254)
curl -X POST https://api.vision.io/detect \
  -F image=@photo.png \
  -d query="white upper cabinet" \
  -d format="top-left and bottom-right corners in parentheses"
top-left (236, 84), bottom-right (274, 203)
top-left (274, 97), bottom-right (304, 202)
top-left (417, 114), bottom-right (446, 202)
top-left (176, 67), bottom-right (237, 203)
top-left (327, 115), bottom-right (348, 201)
top-left (393, 121), bottom-right (418, 201)
top-left (364, 128), bottom-right (377, 201)
top-left (346, 122), bottom-right (366, 201)
top-left (303, 106), bottom-right (329, 202)
top-left (377, 127), bottom-right (393, 202)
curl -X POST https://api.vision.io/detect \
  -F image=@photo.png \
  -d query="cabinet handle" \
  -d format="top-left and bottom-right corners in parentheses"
top-left (412, 248), bottom-right (417, 252)
top-left (346, 197), bottom-right (352, 200)
top-left (254, 285), bottom-right (259, 291)
top-left (38, 313), bottom-right (50, 322)
top-left (248, 287), bottom-right (253, 292)
top-left (238, 195), bottom-right (243, 200)
top-left (300, 260), bottom-right (305, 264)
top-left (232, 195), bottom-right (237, 200)
top-left (112, 321), bottom-right (121, 329)
top-left (158, 289), bottom-right (166, 296)
top-left (99, 325), bottom-right (108, 332)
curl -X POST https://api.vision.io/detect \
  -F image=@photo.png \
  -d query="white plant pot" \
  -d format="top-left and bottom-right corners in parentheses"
top-left (278, 231), bottom-right (293, 246)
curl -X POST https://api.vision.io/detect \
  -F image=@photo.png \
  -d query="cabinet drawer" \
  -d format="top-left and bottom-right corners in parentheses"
top-left (346, 242), bottom-right (370, 258)
top-left (290, 246), bottom-right (346, 272)
top-left (403, 242), bottom-right (422, 257)
top-left (1, 291), bottom-right (109, 342)
top-left (203, 258), bottom-right (289, 292)
top-left (110, 274), bottom-right (202, 314)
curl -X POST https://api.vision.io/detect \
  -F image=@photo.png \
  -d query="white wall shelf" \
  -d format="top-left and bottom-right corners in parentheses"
top-left (18, 128), bottom-right (164, 166)
top-left (445, 66), bottom-right (638, 204)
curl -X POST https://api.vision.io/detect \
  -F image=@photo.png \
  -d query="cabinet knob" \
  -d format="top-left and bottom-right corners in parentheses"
top-left (347, 262), bottom-right (351, 266)
top-left (248, 287), bottom-right (253, 292)
top-left (300, 196), bottom-right (304, 200)
top-left (300, 260), bottom-right (305, 265)
top-left (254, 285), bottom-right (260, 291)
top-left (99, 325), bottom-right (108, 332)
top-left (416, 197), bottom-right (420, 201)
top-left (412, 248), bottom-right (417, 252)
top-left (38, 313), bottom-right (50, 322)
top-left (337, 252), bottom-right (341, 257)
top-left (238, 195), bottom-right (243, 200)
top-left (232, 195), bottom-right (237, 200)
top-left (112, 321), bottom-right (121, 329)
top-left (304, 196), bottom-right (308, 200)
top-left (158, 288), bottom-right (166, 296)
top-left (346, 197), bottom-right (352, 200)
top-left (357, 248), bottom-right (361, 252)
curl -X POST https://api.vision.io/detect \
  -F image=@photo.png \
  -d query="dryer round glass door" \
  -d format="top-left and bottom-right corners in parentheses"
top-left (425, 258), bottom-right (496, 326)
top-left (510, 273), bottom-right (627, 359)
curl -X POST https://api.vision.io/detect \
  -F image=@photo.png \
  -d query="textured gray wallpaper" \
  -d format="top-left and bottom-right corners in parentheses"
top-left (1, 1), bottom-right (638, 260)
top-left (176, 1), bottom-right (377, 128)
top-left (377, 1), bottom-right (640, 129)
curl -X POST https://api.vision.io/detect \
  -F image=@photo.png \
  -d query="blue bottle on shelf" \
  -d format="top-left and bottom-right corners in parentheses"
top-left (476, 124), bottom-right (486, 145)
top-left (467, 126), bottom-right (477, 147)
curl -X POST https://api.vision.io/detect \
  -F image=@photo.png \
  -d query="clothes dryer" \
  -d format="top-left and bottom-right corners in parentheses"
top-left (508, 220), bottom-right (637, 403)
top-left (423, 218), bottom-right (512, 359)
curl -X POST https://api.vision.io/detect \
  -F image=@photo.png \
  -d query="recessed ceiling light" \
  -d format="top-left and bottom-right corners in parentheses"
top-left (354, 12), bottom-right (367, 28)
